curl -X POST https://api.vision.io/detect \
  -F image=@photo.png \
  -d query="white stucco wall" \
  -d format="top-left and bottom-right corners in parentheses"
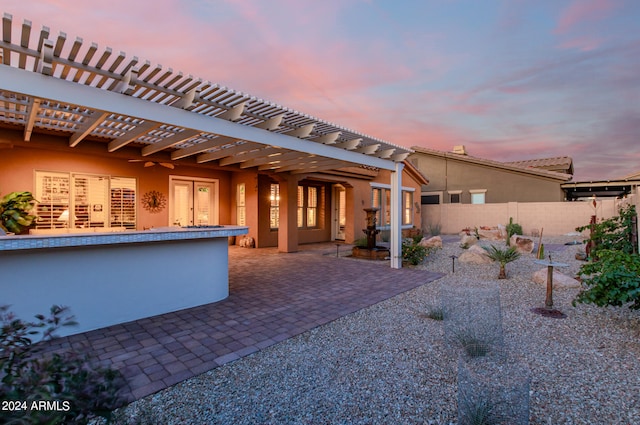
top-left (1, 237), bottom-right (231, 337)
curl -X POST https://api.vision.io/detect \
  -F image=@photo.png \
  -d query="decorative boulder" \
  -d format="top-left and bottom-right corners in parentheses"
top-left (532, 269), bottom-right (580, 289)
top-left (477, 228), bottom-right (503, 241)
top-left (419, 236), bottom-right (442, 249)
top-left (510, 235), bottom-right (534, 254)
top-left (458, 245), bottom-right (493, 264)
top-left (460, 234), bottom-right (478, 248)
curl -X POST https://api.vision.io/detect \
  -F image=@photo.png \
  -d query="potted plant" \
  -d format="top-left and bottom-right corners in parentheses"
top-left (0, 191), bottom-right (38, 235)
top-left (483, 245), bottom-right (521, 279)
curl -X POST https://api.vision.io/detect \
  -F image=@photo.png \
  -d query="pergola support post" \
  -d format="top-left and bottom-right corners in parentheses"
top-left (390, 161), bottom-right (404, 269)
top-left (278, 174), bottom-right (300, 253)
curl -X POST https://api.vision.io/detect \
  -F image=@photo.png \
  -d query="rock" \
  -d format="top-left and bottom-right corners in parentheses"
top-left (532, 268), bottom-right (580, 289)
top-left (458, 245), bottom-right (492, 264)
top-left (460, 234), bottom-right (478, 248)
top-left (477, 228), bottom-right (503, 241)
top-left (510, 235), bottom-right (534, 254)
top-left (419, 236), bottom-right (442, 249)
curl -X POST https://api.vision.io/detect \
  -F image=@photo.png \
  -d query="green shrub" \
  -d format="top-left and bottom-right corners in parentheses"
top-left (402, 238), bottom-right (436, 265)
top-left (0, 191), bottom-right (38, 234)
top-left (573, 250), bottom-right (640, 310)
top-left (577, 204), bottom-right (637, 257)
top-left (0, 305), bottom-right (126, 424)
top-left (573, 204), bottom-right (640, 310)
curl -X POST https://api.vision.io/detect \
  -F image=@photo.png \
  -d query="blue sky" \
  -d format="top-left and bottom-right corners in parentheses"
top-left (4, 0), bottom-right (640, 180)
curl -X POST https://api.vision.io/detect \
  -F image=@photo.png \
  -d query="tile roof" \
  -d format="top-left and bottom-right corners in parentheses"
top-left (410, 146), bottom-right (573, 181)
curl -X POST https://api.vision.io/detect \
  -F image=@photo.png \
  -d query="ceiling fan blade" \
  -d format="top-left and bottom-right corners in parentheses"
top-left (159, 162), bottom-right (175, 169)
top-left (144, 161), bottom-right (156, 167)
top-left (128, 159), bottom-right (143, 163)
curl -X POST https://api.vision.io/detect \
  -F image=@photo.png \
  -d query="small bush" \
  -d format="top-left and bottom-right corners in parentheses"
top-left (0, 305), bottom-right (126, 424)
top-left (402, 238), bottom-right (437, 265)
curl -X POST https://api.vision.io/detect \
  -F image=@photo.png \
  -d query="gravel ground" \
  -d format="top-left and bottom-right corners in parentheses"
top-left (114, 235), bottom-right (640, 425)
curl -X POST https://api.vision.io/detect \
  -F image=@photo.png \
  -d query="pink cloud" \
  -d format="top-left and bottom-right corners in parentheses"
top-left (558, 36), bottom-right (604, 51)
top-left (554, 0), bottom-right (619, 34)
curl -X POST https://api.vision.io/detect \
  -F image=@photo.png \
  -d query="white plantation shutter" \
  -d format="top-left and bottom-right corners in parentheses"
top-left (111, 177), bottom-right (136, 229)
top-left (34, 171), bottom-right (70, 229)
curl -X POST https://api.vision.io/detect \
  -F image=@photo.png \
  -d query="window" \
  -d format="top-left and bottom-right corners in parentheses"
top-left (403, 191), bottom-right (413, 225)
top-left (470, 189), bottom-right (487, 205)
top-left (448, 191), bottom-right (462, 204)
top-left (297, 184), bottom-right (319, 228)
top-left (35, 171), bottom-right (136, 229)
top-left (421, 194), bottom-right (441, 205)
top-left (371, 184), bottom-right (415, 228)
top-left (236, 183), bottom-right (246, 226)
top-left (269, 183), bottom-right (280, 229)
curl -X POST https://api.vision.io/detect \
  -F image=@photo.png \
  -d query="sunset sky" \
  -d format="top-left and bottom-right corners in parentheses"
top-left (4, 0), bottom-right (639, 181)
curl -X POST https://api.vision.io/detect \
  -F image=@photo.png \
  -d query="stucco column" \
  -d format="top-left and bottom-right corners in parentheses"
top-left (278, 174), bottom-right (300, 253)
top-left (390, 162), bottom-right (404, 269)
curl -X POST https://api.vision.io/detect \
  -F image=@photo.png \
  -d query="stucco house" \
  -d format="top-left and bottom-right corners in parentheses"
top-left (0, 14), bottom-right (426, 334)
top-left (409, 145), bottom-right (573, 205)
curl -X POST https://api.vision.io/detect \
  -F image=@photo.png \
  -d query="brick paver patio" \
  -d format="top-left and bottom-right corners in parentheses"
top-left (42, 244), bottom-right (443, 401)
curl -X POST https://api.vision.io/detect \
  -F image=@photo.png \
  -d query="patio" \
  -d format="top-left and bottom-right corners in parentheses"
top-left (40, 244), bottom-right (443, 401)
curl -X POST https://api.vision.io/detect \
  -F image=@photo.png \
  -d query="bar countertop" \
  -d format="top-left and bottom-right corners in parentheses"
top-left (0, 225), bottom-right (249, 251)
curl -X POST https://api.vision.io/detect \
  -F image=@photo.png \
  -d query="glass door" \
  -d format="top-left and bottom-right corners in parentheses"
top-left (170, 178), bottom-right (218, 227)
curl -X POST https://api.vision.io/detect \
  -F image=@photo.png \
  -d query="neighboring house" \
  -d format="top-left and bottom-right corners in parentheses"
top-left (409, 146), bottom-right (573, 205)
top-left (0, 14), bottom-right (424, 255)
top-left (561, 171), bottom-right (640, 201)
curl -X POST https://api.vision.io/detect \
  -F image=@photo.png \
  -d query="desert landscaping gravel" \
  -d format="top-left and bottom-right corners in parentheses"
top-left (115, 235), bottom-right (640, 425)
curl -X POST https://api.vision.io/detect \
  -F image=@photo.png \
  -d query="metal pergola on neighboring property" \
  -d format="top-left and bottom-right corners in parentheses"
top-left (0, 13), bottom-right (413, 268)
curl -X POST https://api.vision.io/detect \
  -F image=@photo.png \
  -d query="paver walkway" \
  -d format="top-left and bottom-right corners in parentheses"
top-left (42, 244), bottom-right (443, 401)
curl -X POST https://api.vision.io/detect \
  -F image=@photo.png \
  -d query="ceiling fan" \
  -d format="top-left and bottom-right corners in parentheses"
top-left (128, 159), bottom-right (175, 169)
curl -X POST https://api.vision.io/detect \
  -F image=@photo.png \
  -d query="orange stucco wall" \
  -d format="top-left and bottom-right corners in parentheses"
top-left (0, 133), bottom-right (234, 230)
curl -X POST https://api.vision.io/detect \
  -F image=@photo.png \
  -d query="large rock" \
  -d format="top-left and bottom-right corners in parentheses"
top-left (458, 245), bottom-right (492, 264)
top-left (419, 236), bottom-right (442, 249)
top-left (532, 269), bottom-right (580, 289)
top-left (460, 234), bottom-right (478, 248)
top-left (510, 235), bottom-right (534, 254)
top-left (477, 228), bottom-right (503, 241)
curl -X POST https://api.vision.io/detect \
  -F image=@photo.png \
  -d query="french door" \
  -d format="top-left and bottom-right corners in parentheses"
top-left (169, 177), bottom-right (218, 226)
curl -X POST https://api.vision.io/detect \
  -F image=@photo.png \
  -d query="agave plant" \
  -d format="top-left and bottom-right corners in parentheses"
top-left (483, 245), bottom-right (521, 279)
top-left (0, 191), bottom-right (38, 234)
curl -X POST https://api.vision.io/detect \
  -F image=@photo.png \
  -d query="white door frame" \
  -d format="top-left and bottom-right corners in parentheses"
top-left (331, 184), bottom-right (346, 241)
top-left (169, 175), bottom-right (219, 226)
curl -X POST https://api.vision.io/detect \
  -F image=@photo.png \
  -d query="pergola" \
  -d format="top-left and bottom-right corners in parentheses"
top-left (0, 13), bottom-right (412, 267)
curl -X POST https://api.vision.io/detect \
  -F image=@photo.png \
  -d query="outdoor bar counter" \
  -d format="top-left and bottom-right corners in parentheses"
top-left (0, 225), bottom-right (248, 336)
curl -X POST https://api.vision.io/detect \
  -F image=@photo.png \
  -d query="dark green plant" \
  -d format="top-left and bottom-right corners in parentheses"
top-left (573, 249), bottom-right (640, 310)
top-left (576, 204), bottom-right (637, 257)
top-left (0, 191), bottom-right (38, 234)
top-left (573, 204), bottom-right (640, 310)
top-left (505, 217), bottom-right (523, 246)
top-left (483, 245), bottom-right (521, 279)
top-left (0, 305), bottom-right (126, 424)
top-left (459, 395), bottom-right (501, 425)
